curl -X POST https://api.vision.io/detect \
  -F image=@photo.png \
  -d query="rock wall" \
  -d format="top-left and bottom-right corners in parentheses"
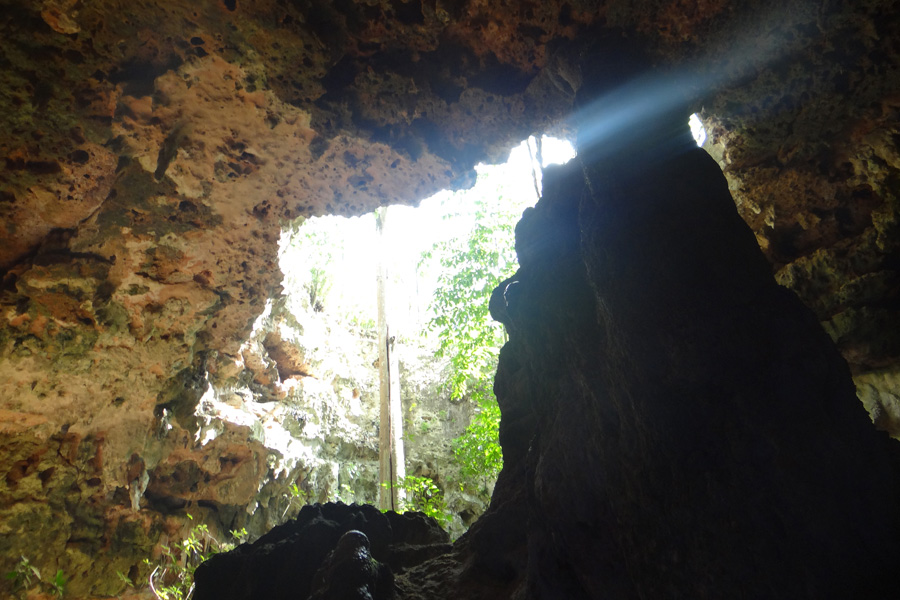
top-left (400, 82), bottom-right (900, 598)
top-left (691, 1), bottom-right (900, 433)
top-left (397, 340), bottom-right (492, 536)
top-left (189, 294), bottom-right (384, 530)
top-left (195, 69), bottom-right (900, 598)
top-left (0, 252), bottom-right (481, 597)
top-left (1, 1), bottom-right (565, 590)
top-left (194, 503), bottom-right (451, 600)
top-left (166, 282), bottom-right (488, 543)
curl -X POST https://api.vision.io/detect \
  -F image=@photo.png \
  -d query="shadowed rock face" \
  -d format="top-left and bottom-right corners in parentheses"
top-left (467, 92), bottom-right (900, 597)
top-left (194, 503), bottom-right (449, 600)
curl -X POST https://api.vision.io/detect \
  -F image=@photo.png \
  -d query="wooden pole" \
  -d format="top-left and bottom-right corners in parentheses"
top-left (376, 207), bottom-right (405, 511)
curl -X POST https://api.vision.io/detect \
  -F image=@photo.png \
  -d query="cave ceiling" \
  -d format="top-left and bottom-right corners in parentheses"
top-left (0, 0), bottom-right (899, 595)
top-left (1, 0), bottom-right (897, 371)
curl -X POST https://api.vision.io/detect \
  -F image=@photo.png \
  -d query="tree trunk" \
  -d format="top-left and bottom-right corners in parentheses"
top-left (376, 207), bottom-right (405, 511)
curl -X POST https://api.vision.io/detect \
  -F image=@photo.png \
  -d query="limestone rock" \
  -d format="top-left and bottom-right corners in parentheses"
top-left (857, 369), bottom-right (900, 439)
top-left (194, 503), bottom-right (449, 600)
top-left (308, 530), bottom-right (394, 600)
top-left (455, 98), bottom-right (900, 597)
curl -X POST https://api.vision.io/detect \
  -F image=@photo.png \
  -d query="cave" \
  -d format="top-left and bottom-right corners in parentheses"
top-left (1, 1), bottom-right (899, 598)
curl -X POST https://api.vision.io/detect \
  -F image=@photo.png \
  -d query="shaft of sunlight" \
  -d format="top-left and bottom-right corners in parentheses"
top-left (573, 6), bottom-right (804, 156)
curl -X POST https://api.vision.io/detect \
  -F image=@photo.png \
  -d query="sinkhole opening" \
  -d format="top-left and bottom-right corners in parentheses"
top-left (188, 112), bottom-right (708, 541)
top-left (689, 113), bottom-right (707, 147)
top-left (197, 136), bottom-right (574, 539)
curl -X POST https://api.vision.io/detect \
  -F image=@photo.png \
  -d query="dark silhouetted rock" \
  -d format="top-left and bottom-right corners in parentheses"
top-left (460, 76), bottom-right (900, 597)
top-left (308, 530), bottom-right (393, 600)
top-left (194, 503), bottom-right (449, 600)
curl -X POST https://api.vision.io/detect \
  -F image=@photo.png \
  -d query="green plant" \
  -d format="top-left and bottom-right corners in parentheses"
top-left (453, 394), bottom-right (503, 483)
top-left (349, 314), bottom-right (376, 331)
top-left (228, 528), bottom-right (249, 545)
top-left (335, 483), bottom-right (355, 504)
top-left (116, 570), bottom-right (134, 588)
top-left (148, 515), bottom-right (229, 600)
top-left (422, 196), bottom-right (514, 403)
top-left (385, 475), bottom-right (451, 527)
top-left (282, 482), bottom-right (309, 520)
top-left (422, 191), bottom-right (521, 488)
top-left (5, 556), bottom-right (39, 595)
top-left (5, 556), bottom-right (66, 598)
top-left (280, 218), bottom-right (339, 313)
top-left (402, 417), bottom-right (417, 444)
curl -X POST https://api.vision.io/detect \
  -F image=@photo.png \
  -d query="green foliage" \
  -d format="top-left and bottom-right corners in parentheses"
top-left (281, 218), bottom-right (339, 312)
top-left (423, 194), bottom-right (517, 404)
top-left (307, 265), bottom-right (331, 311)
top-left (279, 212), bottom-right (378, 322)
top-left (289, 482), bottom-right (307, 501)
top-left (453, 393), bottom-right (503, 483)
top-left (50, 570), bottom-right (67, 597)
top-left (347, 313), bottom-right (376, 332)
top-left (5, 556), bottom-right (65, 598)
top-left (5, 557), bottom-right (38, 593)
top-left (335, 483), bottom-right (355, 504)
top-left (282, 482), bottom-right (310, 520)
top-left (424, 191), bottom-right (523, 486)
top-left (147, 515), bottom-right (234, 600)
top-left (228, 528), bottom-right (249, 545)
top-left (386, 475), bottom-right (451, 527)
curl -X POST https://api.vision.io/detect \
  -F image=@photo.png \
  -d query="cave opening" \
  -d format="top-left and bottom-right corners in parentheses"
top-left (689, 112), bottom-right (707, 147)
top-left (169, 107), bottom-right (706, 543)
top-left (190, 136), bottom-right (575, 540)
top-left (193, 84), bottom-right (900, 598)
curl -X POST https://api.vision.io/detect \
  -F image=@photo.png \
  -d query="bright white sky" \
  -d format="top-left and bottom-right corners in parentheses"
top-left (280, 136), bottom-right (576, 335)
